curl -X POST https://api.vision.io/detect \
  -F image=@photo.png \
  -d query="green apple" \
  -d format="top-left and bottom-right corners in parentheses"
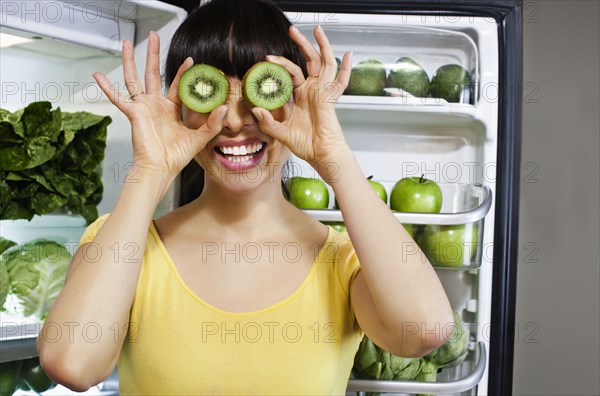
top-left (17, 357), bottom-right (54, 393)
top-left (368, 176), bottom-right (388, 204)
top-left (322, 221), bottom-right (347, 232)
top-left (402, 223), bottom-right (414, 238)
top-left (335, 176), bottom-right (387, 209)
top-left (287, 177), bottom-right (329, 209)
top-left (418, 223), bottom-right (478, 267)
top-left (390, 175), bottom-right (442, 213)
top-left (0, 360), bottom-right (22, 396)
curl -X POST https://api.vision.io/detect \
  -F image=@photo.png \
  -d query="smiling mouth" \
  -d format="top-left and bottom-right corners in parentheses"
top-left (213, 141), bottom-right (267, 171)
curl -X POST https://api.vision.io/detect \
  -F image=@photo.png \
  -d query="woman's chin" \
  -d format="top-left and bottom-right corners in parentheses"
top-left (204, 162), bottom-right (282, 196)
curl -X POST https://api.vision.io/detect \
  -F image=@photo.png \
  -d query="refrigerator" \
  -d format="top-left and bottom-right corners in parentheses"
top-left (0, 1), bottom-right (522, 395)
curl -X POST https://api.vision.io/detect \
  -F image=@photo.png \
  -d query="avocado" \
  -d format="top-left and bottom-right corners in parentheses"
top-left (386, 57), bottom-right (430, 97)
top-left (430, 64), bottom-right (472, 103)
top-left (344, 59), bottom-right (386, 96)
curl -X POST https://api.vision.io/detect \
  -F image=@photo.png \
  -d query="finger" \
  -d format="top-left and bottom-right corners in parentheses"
top-left (93, 72), bottom-right (131, 113)
top-left (203, 105), bottom-right (228, 134)
top-left (190, 105), bottom-right (227, 151)
top-left (167, 57), bottom-right (195, 103)
top-left (144, 31), bottom-right (162, 95)
top-left (252, 108), bottom-right (287, 143)
top-left (289, 25), bottom-right (321, 76)
top-left (335, 51), bottom-right (353, 92)
top-left (313, 25), bottom-right (338, 81)
top-left (265, 55), bottom-right (305, 88)
top-left (122, 40), bottom-right (144, 96)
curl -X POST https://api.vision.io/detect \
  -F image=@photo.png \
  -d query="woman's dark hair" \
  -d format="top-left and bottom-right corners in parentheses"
top-left (164, 0), bottom-right (307, 207)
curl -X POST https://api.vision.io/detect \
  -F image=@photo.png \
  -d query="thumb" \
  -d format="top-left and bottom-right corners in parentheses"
top-left (252, 108), bottom-right (287, 143)
top-left (190, 105), bottom-right (226, 151)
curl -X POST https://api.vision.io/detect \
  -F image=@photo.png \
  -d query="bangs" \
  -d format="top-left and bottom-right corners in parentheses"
top-left (165, 0), bottom-right (307, 86)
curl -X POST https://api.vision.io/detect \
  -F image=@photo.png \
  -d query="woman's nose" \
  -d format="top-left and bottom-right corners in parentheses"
top-left (221, 83), bottom-right (254, 133)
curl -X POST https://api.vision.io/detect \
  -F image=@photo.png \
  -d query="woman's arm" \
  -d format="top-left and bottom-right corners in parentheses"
top-left (37, 32), bottom-right (225, 391)
top-left (38, 171), bottom-right (164, 391)
top-left (326, 149), bottom-right (454, 358)
top-left (253, 25), bottom-right (453, 357)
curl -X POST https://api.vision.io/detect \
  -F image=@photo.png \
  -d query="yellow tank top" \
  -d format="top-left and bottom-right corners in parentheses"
top-left (80, 215), bottom-right (364, 395)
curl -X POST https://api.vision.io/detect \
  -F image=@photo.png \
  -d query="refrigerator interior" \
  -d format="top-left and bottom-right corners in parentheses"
top-left (0, 1), bottom-right (186, 395)
top-left (287, 13), bottom-right (499, 396)
top-left (1, 3), bottom-right (501, 396)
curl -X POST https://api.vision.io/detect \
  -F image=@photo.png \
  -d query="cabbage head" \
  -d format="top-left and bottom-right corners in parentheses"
top-left (2, 240), bottom-right (71, 319)
top-left (0, 261), bottom-right (9, 308)
top-left (0, 237), bottom-right (17, 308)
top-left (353, 335), bottom-right (422, 396)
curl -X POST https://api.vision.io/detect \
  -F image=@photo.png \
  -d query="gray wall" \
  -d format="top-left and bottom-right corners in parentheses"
top-left (513, 1), bottom-right (599, 395)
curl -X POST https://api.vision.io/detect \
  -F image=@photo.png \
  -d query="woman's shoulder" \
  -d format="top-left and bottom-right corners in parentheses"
top-left (79, 213), bottom-right (111, 245)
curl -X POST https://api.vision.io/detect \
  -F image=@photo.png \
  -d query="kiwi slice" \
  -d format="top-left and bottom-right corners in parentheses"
top-left (179, 64), bottom-right (229, 113)
top-left (242, 62), bottom-right (293, 110)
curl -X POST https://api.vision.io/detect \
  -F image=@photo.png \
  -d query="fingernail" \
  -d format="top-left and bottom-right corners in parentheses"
top-left (220, 107), bottom-right (227, 120)
top-left (290, 25), bottom-right (298, 33)
top-left (253, 109), bottom-right (263, 121)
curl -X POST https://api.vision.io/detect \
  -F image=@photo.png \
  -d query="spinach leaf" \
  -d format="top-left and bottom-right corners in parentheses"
top-left (0, 102), bottom-right (110, 224)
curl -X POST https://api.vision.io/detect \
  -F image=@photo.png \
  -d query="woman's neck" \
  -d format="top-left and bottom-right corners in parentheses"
top-left (190, 177), bottom-right (292, 239)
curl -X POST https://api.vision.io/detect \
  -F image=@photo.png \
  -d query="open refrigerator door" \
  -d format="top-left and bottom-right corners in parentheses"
top-left (0, 1), bottom-right (187, 394)
top-left (1, 1), bottom-right (522, 395)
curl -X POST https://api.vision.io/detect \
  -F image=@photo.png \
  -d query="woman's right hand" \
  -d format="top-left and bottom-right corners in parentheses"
top-left (93, 32), bottom-right (226, 192)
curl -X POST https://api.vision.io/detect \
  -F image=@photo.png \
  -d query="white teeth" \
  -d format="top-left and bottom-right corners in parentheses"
top-left (225, 155), bottom-right (252, 163)
top-left (219, 143), bottom-right (263, 156)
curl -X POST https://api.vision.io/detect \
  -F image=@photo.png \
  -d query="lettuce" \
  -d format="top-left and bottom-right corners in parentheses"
top-left (0, 237), bottom-right (17, 307)
top-left (0, 261), bottom-right (9, 309)
top-left (0, 101), bottom-right (111, 224)
top-left (2, 240), bottom-right (71, 319)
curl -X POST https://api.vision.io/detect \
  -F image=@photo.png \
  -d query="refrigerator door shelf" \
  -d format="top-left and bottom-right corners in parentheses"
top-left (0, 212), bottom-right (88, 245)
top-left (0, 321), bottom-right (41, 363)
top-left (347, 341), bottom-right (486, 395)
top-left (307, 184), bottom-right (492, 225)
top-left (0, 0), bottom-right (186, 57)
top-left (336, 97), bottom-right (479, 121)
top-left (294, 23), bottom-right (478, 106)
top-left (310, 185), bottom-right (491, 269)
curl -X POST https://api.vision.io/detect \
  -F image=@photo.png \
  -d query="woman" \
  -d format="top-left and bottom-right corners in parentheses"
top-left (38, 0), bottom-right (453, 394)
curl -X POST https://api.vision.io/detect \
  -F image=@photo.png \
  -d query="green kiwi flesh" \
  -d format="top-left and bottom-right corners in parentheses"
top-left (243, 62), bottom-right (293, 110)
top-left (179, 64), bottom-right (229, 113)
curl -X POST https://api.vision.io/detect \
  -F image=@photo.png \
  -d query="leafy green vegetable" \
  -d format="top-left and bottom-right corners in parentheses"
top-left (1, 237), bottom-right (17, 308)
top-left (352, 311), bottom-right (469, 396)
top-left (0, 237), bottom-right (17, 255)
top-left (353, 336), bottom-right (422, 396)
top-left (425, 311), bottom-right (469, 369)
top-left (0, 101), bottom-right (110, 224)
top-left (2, 240), bottom-right (71, 319)
top-left (0, 261), bottom-right (9, 309)
top-left (415, 311), bottom-right (469, 396)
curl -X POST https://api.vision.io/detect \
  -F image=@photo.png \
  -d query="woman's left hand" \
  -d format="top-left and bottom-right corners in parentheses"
top-left (252, 25), bottom-right (352, 182)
